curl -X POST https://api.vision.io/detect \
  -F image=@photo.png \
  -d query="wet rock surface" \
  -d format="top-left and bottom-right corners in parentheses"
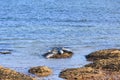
top-left (59, 67), bottom-right (120, 80)
top-left (28, 66), bottom-right (52, 77)
top-left (0, 66), bottom-right (35, 80)
top-left (59, 48), bottom-right (120, 80)
top-left (43, 47), bottom-right (73, 59)
top-left (86, 49), bottom-right (120, 61)
top-left (85, 58), bottom-right (120, 71)
top-left (59, 67), bottom-right (104, 80)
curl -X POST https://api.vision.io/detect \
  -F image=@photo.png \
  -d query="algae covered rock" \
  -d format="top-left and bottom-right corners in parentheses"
top-left (85, 58), bottom-right (120, 71)
top-left (59, 48), bottom-right (120, 80)
top-left (59, 67), bottom-right (103, 80)
top-left (28, 66), bottom-right (52, 77)
top-left (86, 49), bottom-right (120, 61)
top-left (0, 66), bottom-right (35, 80)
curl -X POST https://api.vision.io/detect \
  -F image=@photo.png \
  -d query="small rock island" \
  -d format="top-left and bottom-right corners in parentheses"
top-left (28, 66), bottom-right (52, 77)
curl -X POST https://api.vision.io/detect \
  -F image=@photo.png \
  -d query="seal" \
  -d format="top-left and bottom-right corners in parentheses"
top-left (43, 47), bottom-right (73, 59)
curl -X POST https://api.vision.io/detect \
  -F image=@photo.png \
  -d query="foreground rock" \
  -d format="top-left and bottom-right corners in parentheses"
top-left (28, 66), bottom-right (52, 77)
top-left (59, 67), bottom-right (104, 80)
top-left (85, 58), bottom-right (120, 71)
top-left (59, 66), bottom-right (120, 80)
top-left (0, 66), bottom-right (35, 80)
top-left (43, 47), bottom-right (73, 59)
top-left (59, 48), bottom-right (120, 80)
top-left (86, 49), bottom-right (120, 61)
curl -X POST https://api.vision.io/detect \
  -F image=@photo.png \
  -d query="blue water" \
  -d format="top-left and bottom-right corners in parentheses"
top-left (0, 0), bottom-right (120, 80)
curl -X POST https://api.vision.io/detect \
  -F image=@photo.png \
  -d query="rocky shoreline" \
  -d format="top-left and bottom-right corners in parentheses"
top-left (59, 48), bottom-right (120, 80)
top-left (1, 48), bottom-right (120, 80)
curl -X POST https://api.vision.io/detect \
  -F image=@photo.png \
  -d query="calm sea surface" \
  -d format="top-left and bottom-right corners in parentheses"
top-left (0, 0), bottom-right (120, 79)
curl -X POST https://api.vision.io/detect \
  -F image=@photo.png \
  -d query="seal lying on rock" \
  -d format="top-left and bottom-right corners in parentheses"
top-left (43, 47), bottom-right (73, 59)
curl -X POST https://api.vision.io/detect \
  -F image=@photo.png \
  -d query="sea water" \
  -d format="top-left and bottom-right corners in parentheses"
top-left (0, 0), bottom-right (120, 79)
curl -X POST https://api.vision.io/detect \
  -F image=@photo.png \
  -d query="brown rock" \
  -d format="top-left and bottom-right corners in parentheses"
top-left (86, 49), bottom-right (120, 61)
top-left (85, 58), bottom-right (120, 71)
top-left (28, 66), bottom-right (52, 77)
top-left (0, 66), bottom-right (35, 80)
top-left (59, 67), bottom-right (104, 80)
top-left (59, 48), bottom-right (120, 80)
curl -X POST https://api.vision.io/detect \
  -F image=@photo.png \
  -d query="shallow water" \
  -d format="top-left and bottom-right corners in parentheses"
top-left (0, 0), bottom-right (120, 80)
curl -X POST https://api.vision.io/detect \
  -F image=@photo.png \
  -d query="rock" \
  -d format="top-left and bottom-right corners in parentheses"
top-left (0, 66), bottom-right (35, 80)
top-left (0, 51), bottom-right (11, 54)
top-left (59, 48), bottom-right (120, 80)
top-left (28, 66), bottom-right (52, 77)
top-left (43, 47), bottom-right (73, 59)
top-left (85, 58), bottom-right (120, 71)
top-left (0, 49), bottom-right (12, 54)
top-left (86, 49), bottom-right (120, 61)
top-left (59, 67), bottom-right (104, 80)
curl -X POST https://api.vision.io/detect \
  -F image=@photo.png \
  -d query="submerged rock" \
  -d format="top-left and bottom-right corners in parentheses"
top-left (28, 66), bottom-right (52, 77)
top-left (0, 51), bottom-right (11, 54)
top-left (0, 66), bottom-right (35, 80)
top-left (59, 67), bottom-right (104, 80)
top-left (43, 47), bottom-right (73, 59)
top-left (0, 49), bottom-right (12, 54)
top-left (86, 49), bottom-right (120, 61)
